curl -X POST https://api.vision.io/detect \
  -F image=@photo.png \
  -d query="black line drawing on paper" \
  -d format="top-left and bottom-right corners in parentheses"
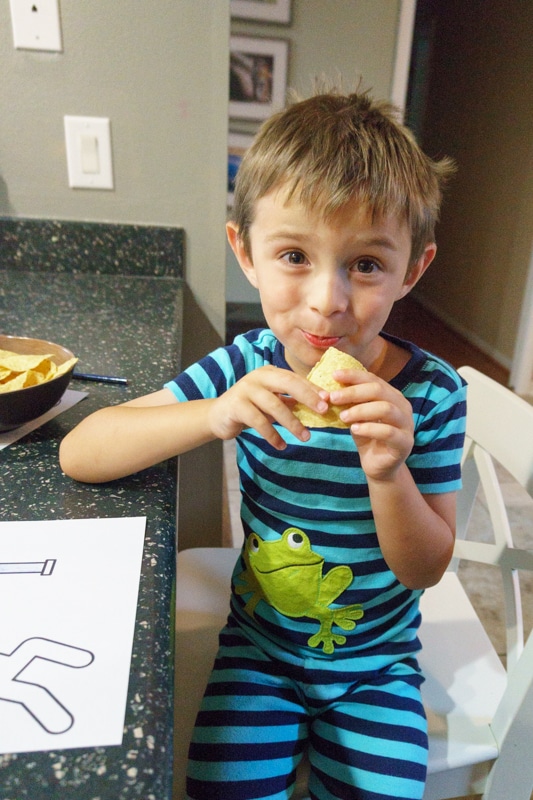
top-left (0, 559), bottom-right (56, 576)
top-left (0, 637), bottom-right (94, 733)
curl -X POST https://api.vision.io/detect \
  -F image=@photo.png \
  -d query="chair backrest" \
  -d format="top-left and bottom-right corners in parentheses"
top-left (456, 366), bottom-right (533, 673)
top-left (450, 367), bottom-right (533, 799)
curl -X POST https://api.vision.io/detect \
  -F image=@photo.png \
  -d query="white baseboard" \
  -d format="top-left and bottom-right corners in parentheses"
top-left (412, 292), bottom-right (512, 372)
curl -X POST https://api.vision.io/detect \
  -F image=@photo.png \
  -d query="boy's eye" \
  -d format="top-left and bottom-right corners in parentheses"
top-left (354, 258), bottom-right (380, 274)
top-left (282, 251), bottom-right (307, 265)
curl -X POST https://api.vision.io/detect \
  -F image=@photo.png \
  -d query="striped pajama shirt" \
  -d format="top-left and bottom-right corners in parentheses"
top-left (166, 329), bottom-right (466, 800)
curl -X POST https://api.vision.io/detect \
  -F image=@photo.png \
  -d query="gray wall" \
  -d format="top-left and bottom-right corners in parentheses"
top-left (226, 0), bottom-right (404, 304)
top-left (1, 0), bottom-right (411, 335)
top-left (0, 0), bottom-right (229, 338)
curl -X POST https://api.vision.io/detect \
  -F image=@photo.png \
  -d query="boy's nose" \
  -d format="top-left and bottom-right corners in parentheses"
top-left (308, 271), bottom-right (349, 316)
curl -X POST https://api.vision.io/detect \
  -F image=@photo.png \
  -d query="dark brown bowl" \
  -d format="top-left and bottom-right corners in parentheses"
top-left (0, 335), bottom-right (76, 432)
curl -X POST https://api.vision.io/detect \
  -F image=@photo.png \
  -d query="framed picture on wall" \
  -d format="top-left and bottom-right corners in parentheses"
top-left (231, 0), bottom-right (291, 24)
top-left (229, 35), bottom-right (288, 120)
top-left (227, 132), bottom-right (254, 206)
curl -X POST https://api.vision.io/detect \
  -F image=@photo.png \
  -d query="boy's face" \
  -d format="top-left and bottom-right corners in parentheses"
top-left (227, 188), bottom-right (435, 378)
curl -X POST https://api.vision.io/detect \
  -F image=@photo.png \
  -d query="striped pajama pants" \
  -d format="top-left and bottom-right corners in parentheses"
top-left (186, 621), bottom-right (428, 800)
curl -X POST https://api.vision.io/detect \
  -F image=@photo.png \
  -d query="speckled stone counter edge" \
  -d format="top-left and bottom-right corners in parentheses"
top-left (0, 217), bottom-right (184, 278)
top-left (1, 219), bottom-right (184, 798)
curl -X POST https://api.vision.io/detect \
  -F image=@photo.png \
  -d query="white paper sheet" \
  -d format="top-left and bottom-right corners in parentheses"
top-left (0, 388), bottom-right (87, 450)
top-left (0, 516), bottom-right (146, 754)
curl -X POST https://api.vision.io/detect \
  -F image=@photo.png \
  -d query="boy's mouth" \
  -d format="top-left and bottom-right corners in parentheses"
top-left (303, 331), bottom-right (341, 349)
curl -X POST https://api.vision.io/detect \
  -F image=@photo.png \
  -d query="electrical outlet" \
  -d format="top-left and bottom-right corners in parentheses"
top-left (9, 0), bottom-right (62, 52)
top-left (64, 116), bottom-right (114, 190)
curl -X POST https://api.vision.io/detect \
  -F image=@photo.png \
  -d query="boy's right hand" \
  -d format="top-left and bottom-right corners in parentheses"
top-left (208, 366), bottom-right (329, 450)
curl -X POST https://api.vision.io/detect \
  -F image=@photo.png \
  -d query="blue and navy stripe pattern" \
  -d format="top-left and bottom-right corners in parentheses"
top-left (166, 328), bottom-right (466, 666)
top-left (167, 329), bottom-right (466, 799)
top-left (186, 620), bottom-right (430, 799)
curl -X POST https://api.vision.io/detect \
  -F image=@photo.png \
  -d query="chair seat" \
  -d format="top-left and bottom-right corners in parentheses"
top-left (420, 573), bottom-right (506, 776)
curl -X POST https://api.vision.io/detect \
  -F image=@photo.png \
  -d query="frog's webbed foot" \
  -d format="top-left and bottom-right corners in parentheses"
top-left (307, 610), bottom-right (346, 655)
top-left (307, 623), bottom-right (346, 655)
top-left (333, 603), bottom-right (364, 631)
top-left (307, 604), bottom-right (365, 654)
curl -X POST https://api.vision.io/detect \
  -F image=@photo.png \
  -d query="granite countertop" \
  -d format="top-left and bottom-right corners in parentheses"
top-left (0, 220), bottom-right (184, 799)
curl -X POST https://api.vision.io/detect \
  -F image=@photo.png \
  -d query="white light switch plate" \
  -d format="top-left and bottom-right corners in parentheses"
top-left (9, 0), bottom-right (63, 52)
top-left (64, 116), bottom-right (114, 190)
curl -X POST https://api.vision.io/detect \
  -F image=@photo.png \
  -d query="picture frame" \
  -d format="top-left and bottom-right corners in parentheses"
top-left (227, 132), bottom-right (254, 206)
top-left (231, 0), bottom-right (291, 24)
top-left (229, 35), bottom-right (289, 120)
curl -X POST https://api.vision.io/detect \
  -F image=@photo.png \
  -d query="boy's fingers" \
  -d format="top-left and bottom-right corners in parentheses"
top-left (329, 374), bottom-right (407, 411)
top-left (226, 367), bottom-right (330, 445)
top-left (273, 376), bottom-right (329, 415)
top-left (280, 391), bottom-right (329, 414)
top-left (257, 367), bottom-right (328, 405)
top-left (240, 390), bottom-right (311, 447)
top-left (339, 399), bottom-right (395, 424)
top-left (332, 367), bottom-right (372, 384)
top-left (266, 396), bottom-right (313, 442)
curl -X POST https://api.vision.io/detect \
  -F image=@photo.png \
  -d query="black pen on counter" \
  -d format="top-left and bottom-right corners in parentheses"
top-left (72, 371), bottom-right (129, 386)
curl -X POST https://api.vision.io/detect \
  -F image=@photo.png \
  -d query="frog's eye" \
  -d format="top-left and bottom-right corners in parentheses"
top-left (249, 535), bottom-right (261, 553)
top-left (287, 531), bottom-right (304, 549)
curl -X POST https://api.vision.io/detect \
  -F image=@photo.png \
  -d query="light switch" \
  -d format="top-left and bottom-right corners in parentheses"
top-left (64, 116), bottom-right (114, 190)
top-left (80, 134), bottom-right (99, 174)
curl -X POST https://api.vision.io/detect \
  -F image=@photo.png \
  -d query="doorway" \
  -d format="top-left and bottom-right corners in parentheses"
top-left (405, 0), bottom-right (533, 392)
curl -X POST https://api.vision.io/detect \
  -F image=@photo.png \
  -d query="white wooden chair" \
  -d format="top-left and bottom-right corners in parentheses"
top-left (174, 366), bottom-right (533, 800)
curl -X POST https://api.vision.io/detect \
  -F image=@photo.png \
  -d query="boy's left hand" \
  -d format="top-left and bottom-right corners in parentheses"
top-left (329, 369), bottom-right (414, 482)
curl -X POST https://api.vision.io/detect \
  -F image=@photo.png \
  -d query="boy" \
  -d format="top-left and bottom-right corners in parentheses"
top-left (60, 89), bottom-right (466, 800)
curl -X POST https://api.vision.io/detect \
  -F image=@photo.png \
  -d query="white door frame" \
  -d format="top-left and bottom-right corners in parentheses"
top-left (510, 240), bottom-right (533, 394)
top-left (390, 0), bottom-right (417, 117)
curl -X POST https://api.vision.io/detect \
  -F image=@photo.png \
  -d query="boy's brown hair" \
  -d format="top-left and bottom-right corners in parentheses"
top-left (231, 89), bottom-right (455, 265)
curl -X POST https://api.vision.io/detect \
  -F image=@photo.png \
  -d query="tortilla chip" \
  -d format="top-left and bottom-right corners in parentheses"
top-left (0, 349), bottom-right (54, 374)
top-left (293, 346), bottom-right (366, 428)
top-left (0, 372), bottom-right (29, 392)
top-left (0, 349), bottom-right (78, 394)
top-left (55, 357), bottom-right (78, 377)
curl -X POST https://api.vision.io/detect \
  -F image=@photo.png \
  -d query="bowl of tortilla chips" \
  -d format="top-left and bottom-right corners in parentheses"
top-left (0, 335), bottom-right (78, 432)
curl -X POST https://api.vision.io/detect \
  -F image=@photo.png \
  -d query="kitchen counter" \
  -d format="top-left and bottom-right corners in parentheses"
top-left (0, 219), bottom-right (184, 799)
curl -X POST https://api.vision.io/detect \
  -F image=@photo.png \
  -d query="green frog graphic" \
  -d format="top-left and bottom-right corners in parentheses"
top-left (235, 527), bottom-right (364, 654)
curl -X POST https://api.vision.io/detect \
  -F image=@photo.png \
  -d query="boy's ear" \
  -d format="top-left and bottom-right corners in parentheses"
top-left (226, 221), bottom-right (259, 289)
top-left (397, 243), bottom-right (437, 300)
